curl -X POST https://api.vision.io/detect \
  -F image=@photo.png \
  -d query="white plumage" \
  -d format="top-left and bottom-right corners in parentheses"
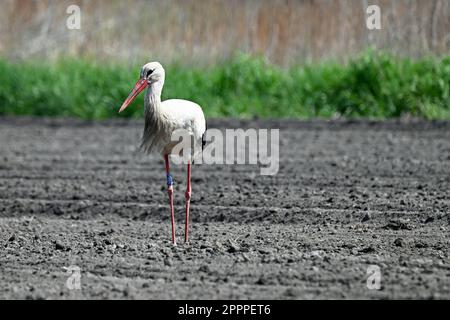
top-left (142, 98), bottom-right (206, 155)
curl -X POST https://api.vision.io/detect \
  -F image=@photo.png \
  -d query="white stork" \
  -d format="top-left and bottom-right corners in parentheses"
top-left (119, 62), bottom-right (206, 245)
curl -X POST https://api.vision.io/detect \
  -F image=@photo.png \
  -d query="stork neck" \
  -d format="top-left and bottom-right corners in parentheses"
top-left (144, 82), bottom-right (163, 115)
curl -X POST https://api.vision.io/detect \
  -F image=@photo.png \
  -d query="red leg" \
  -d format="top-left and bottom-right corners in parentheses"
top-left (185, 162), bottom-right (191, 243)
top-left (164, 155), bottom-right (176, 245)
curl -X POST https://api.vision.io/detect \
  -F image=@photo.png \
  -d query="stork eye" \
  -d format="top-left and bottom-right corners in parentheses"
top-left (146, 69), bottom-right (154, 77)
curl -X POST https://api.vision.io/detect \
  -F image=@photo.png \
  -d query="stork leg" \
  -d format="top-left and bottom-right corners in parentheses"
top-left (164, 154), bottom-right (176, 245)
top-left (185, 163), bottom-right (192, 243)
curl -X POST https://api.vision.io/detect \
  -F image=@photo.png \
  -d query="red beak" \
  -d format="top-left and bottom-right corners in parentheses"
top-left (119, 78), bottom-right (148, 113)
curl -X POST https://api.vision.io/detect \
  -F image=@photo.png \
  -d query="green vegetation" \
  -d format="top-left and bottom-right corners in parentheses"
top-left (1, 51), bottom-right (449, 119)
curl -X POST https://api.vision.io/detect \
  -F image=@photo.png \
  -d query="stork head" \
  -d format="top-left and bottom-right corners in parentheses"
top-left (140, 62), bottom-right (165, 85)
top-left (119, 61), bottom-right (165, 113)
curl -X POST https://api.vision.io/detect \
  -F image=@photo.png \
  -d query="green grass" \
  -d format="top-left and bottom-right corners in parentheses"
top-left (1, 51), bottom-right (449, 119)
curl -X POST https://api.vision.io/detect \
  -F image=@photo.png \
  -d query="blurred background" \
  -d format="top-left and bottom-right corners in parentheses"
top-left (0, 0), bottom-right (449, 119)
top-left (2, 0), bottom-right (450, 64)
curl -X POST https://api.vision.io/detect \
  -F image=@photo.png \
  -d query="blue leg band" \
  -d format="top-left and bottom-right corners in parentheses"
top-left (166, 173), bottom-right (174, 186)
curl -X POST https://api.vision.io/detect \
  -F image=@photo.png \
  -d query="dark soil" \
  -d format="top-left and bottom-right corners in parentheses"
top-left (0, 117), bottom-right (449, 299)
